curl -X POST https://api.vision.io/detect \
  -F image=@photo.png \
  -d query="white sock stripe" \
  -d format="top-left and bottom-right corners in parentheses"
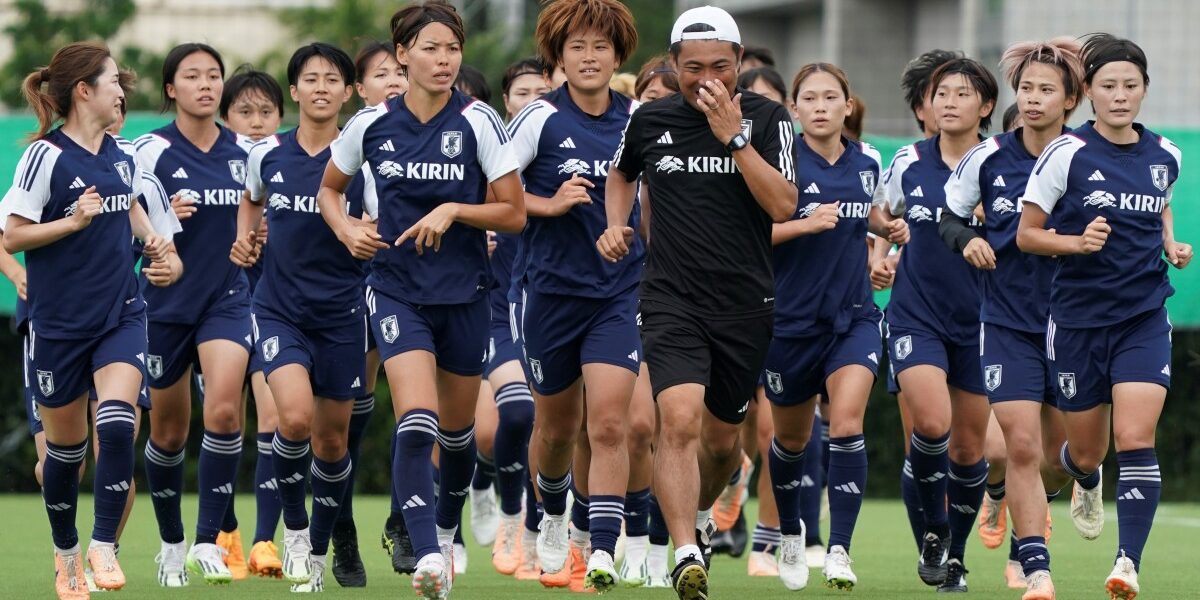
top-left (47, 444), bottom-right (89, 463)
top-left (770, 438), bottom-right (805, 462)
top-left (1119, 476), bottom-right (1162, 482)
top-left (537, 473), bottom-right (572, 493)
top-left (948, 470), bottom-right (990, 487)
top-left (437, 428), bottom-right (475, 450)
top-left (272, 436), bottom-right (311, 458)
top-left (588, 500), bottom-right (626, 510)
top-left (396, 414), bottom-right (439, 436)
top-left (145, 444), bottom-right (185, 466)
top-left (1120, 465), bottom-right (1161, 471)
top-left (202, 434), bottom-right (244, 451)
top-left (94, 413), bottom-right (137, 428)
top-left (311, 459), bottom-right (354, 482)
top-left (829, 441), bottom-right (866, 452)
top-left (256, 441), bottom-right (273, 453)
top-left (95, 406), bottom-right (136, 421)
top-left (589, 510), bottom-right (627, 520)
top-left (910, 435), bottom-right (949, 454)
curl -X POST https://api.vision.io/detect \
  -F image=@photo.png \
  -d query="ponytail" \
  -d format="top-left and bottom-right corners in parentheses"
top-left (19, 42), bottom-right (116, 141)
top-left (22, 68), bottom-right (58, 141)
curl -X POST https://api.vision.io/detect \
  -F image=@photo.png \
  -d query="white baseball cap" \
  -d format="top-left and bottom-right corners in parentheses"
top-left (670, 6), bottom-right (741, 46)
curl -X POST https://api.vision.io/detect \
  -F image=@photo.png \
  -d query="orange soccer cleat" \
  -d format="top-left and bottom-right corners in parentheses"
top-left (714, 454), bottom-right (753, 532)
top-left (55, 550), bottom-right (90, 600)
top-left (217, 529), bottom-right (249, 580)
top-left (248, 540), bottom-right (283, 578)
top-left (86, 544), bottom-right (125, 591)
top-left (977, 494), bottom-right (1007, 549)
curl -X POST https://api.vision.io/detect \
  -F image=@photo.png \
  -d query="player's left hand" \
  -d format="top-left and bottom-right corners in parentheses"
top-left (697, 79), bottom-right (743, 146)
top-left (885, 218), bottom-right (910, 245)
top-left (142, 233), bottom-right (169, 263)
top-left (397, 203), bottom-right (459, 255)
top-left (142, 259), bottom-right (175, 287)
top-left (1165, 240), bottom-right (1193, 269)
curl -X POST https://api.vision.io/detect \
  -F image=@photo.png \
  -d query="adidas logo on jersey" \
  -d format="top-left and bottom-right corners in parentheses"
top-left (834, 482), bottom-right (862, 495)
top-left (803, 182), bottom-right (821, 194)
top-left (151, 489), bottom-right (177, 499)
top-left (657, 131), bottom-right (673, 144)
top-left (212, 483), bottom-right (233, 494)
top-left (103, 480), bottom-right (131, 492)
top-left (172, 167), bottom-right (189, 179)
top-left (68, 176), bottom-right (86, 190)
top-left (271, 171), bottom-right (284, 183)
top-left (559, 137), bottom-right (576, 149)
top-left (1088, 170), bottom-right (1106, 181)
top-left (910, 185), bottom-right (925, 197)
top-left (378, 140), bottom-right (395, 152)
top-left (1119, 488), bottom-right (1146, 501)
top-left (992, 175), bottom-right (1006, 187)
top-left (402, 495), bottom-right (427, 509)
top-left (314, 496), bottom-right (340, 507)
top-left (950, 503), bottom-right (977, 514)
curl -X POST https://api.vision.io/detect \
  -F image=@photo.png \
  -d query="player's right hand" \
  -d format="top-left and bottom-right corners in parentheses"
top-left (230, 229), bottom-right (260, 267)
top-left (962, 237), bottom-right (997, 270)
top-left (550, 175), bottom-right (594, 216)
top-left (870, 253), bottom-right (896, 291)
top-left (805, 202), bottom-right (839, 234)
top-left (597, 225), bottom-right (634, 263)
top-left (1078, 216), bottom-right (1110, 254)
top-left (70, 186), bottom-right (103, 230)
top-left (341, 224), bottom-right (389, 260)
top-left (171, 193), bottom-right (197, 220)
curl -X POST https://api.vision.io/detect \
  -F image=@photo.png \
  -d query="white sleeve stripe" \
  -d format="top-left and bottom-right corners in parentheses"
top-left (1160, 136), bottom-right (1183, 170)
top-left (776, 121), bottom-right (795, 182)
top-left (343, 105), bottom-right (384, 131)
top-left (1033, 137), bottom-right (1077, 175)
top-left (508, 101), bottom-right (550, 136)
top-left (469, 103), bottom-right (510, 144)
top-left (18, 143), bottom-right (51, 191)
top-left (953, 139), bottom-right (994, 178)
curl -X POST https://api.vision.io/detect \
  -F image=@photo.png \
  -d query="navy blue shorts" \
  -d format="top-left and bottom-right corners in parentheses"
top-left (484, 299), bottom-right (524, 378)
top-left (981, 322), bottom-right (1055, 406)
top-left (23, 337), bottom-right (41, 434)
top-left (1048, 308), bottom-right (1171, 412)
top-left (887, 323), bottom-right (984, 395)
top-left (521, 289), bottom-right (641, 395)
top-left (763, 308), bottom-right (883, 407)
top-left (26, 300), bottom-right (149, 410)
top-left (147, 285), bottom-right (252, 389)
top-left (366, 286), bottom-right (489, 377)
top-left (253, 311), bottom-right (368, 401)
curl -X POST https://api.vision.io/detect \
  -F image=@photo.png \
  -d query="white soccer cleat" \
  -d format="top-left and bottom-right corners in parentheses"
top-left (1071, 467), bottom-right (1104, 540)
top-left (645, 543), bottom-right (671, 587)
top-left (618, 536), bottom-right (648, 587)
top-left (186, 542), bottom-right (232, 585)
top-left (778, 534), bottom-right (809, 591)
top-left (805, 544), bottom-right (826, 568)
top-left (289, 556), bottom-right (325, 593)
top-left (412, 553), bottom-right (450, 600)
top-left (453, 543), bottom-right (467, 575)
top-left (823, 545), bottom-right (856, 591)
top-left (1105, 552), bottom-right (1139, 600)
top-left (281, 527), bottom-right (313, 584)
top-left (536, 513), bottom-right (570, 574)
top-left (155, 540), bottom-right (189, 587)
top-left (585, 549), bottom-right (618, 593)
top-left (469, 486), bottom-right (500, 547)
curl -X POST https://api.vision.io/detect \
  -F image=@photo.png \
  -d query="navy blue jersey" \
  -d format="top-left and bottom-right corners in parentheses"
top-left (774, 136), bottom-right (882, 337)
top-left (508, 87), bottom-right (642, 297)
top-left (1, 129), bottom-right (143, 339)
top-left (945, 128), bottom-right (1061, 333)
top-left (136, 122), bottom-right (255, 323)
top-left (1024, 122), bottom-right (1180, 328)
top-left (882, 135), bottom-right (983, 344)
top-left (245, 129), bottom-right (368, 327)
top-left (331, 90), bottom-right (519, 305)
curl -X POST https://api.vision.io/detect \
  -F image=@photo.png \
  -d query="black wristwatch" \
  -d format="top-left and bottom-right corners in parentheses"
top-left (725, 132), bottom-right (748, 152)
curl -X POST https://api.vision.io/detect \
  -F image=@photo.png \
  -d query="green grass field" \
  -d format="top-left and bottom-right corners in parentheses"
top-left (1, 496), bottom-right (1197, 599)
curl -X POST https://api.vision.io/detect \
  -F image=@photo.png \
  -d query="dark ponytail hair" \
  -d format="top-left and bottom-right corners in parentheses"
top-left (22, 41), bottom-right (130, 141)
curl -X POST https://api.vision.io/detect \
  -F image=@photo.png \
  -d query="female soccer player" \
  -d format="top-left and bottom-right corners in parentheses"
top-left (319, 2), bottom-right (525, 597)
top-left (634, 55), bottom-right (677, 103)
top-left (135, 42), bottom-right (258, 586)
top-left (764, 62), bottom-right (907, 592)
top-left (879, 57), bottom-right (996, 592)
top-left (507, 0), bottom-right (640, 592)
top-left (3, 41), bottom-right (177, 598)
top-left (231, 42), bottom-right (365, 593)
top-left (216, 64), bottom-right (286, 580)
top-left (1018, 33), bottom-right (1189, 600)
top-left (939, 39), bottom-right (1083, 600)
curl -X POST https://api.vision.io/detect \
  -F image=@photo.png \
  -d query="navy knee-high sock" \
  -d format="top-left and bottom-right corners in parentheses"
top-left (93, 401), bottom-right (136, 544)
top-left (390, 429), bottom-right (404, 517)
top-left (1116, 448), bottom-right (1161, 571)
top-left (524, 477), bottom-right (542, 533)
top-left (272, 432), bottom-right (312, 530)
top-left (494, 383), bottom-right (534, 516)
top-left (337, 394), bottom-right (374, 525)
top-left (145, 441), bottom-right (186, 543)
top-left (589, 494), bottom-right (624, 557)
top-left (827, 434), bottom-right (868, 552)
top-left (624, 487), bottom-right (651, 537)
top-left (648, 493), bottom-right (669, 546)
top-left (799, 417), bottom-right (825, 546)
top-left (820, 416), bottom-right (831, 480)
top-left (768, 437), bottom-right (807, 536)
top-left (901, 456), bottom-right (925, 550)
top-left (310, 453), bottom-right (352, 556)
top-left (751, 523), bottom-right (782, 554)
top-left (196, 430), bottom-right (243, 544)
top-left (253, 432), bottom-right (282, 543)
top-left (1060, 442), bottom-right (1101, 490)
top-left (571, 482), bottom-right (590, 533)
top-left (909, 432), bottom-right (950, 536)
top-left (394, 410), bottom-right (439, 559)
top-left (1017, 536), bottom-right (1050, 577)
top-left (947, 458), bottom-right (989, 560)
top-left (435, 423), bottom-right (476, 531)
top-left (43, 440), bottom-right (87, 550)
top-left (537, 470), bottom-right (572, 517)
top-left (472, 452), bottom-right (496, 491)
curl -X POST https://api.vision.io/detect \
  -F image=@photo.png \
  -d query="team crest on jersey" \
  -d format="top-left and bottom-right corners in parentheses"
top-left (114, 161), bottom-right (132, 187)
top-left (1058, 372), bottom-right (1076, 399)
top-left (859, 170), bottom-right (876, 196)
top-left (228, 160), bottom-right (247, 184)
top-left (380, 315), bottom-right (399, 343)
top-left (894, 335), bottom-right (913, 360)
top-left (147, 355), bottom-right (164, 380)
top-left (262, 336), bottom-right (280, 362)
top-left (985, 365), bottom-right (1002, 391)
top-left (441, 131), bottom-right (463, 158)
top-left (765, 370), bottom-right (783, 395)
top-left (739, 119), bottom-right (753, 143)
top-left (37, 370), bottom-right (54, 396)
top-left (1150, 164), bottom-right (1168, 191)
top-left (529, 359), bottom-right (544, 384)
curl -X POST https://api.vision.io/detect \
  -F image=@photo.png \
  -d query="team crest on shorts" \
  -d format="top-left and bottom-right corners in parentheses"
top-left (228, 160), bottom-right (247, 184)
top-left (262, 336), bottom-right (280, 362)
top-left (31, 401), bottom-right (41, 423)
top-left (441, 131), bottom-right (463, 158)
top-left (1150, 164), bottom-right (1168, 191)
top-left (37, 370), bottom-right (55, 396)
top-left (765, 370), bottom-right (783, 395)
top-left (147, 354), bottom-right (164, 380)
top-left (528, 358), bottom-right (544, 384)
top-left (1058, 372), bottom-right (1077, 399)
top-left (894, 335), bottom-right (913, 360)
top-left (114, 161), bottom-right (132, 187)
top-left (985, 364), bottom-right (1002, 391)
top-left (859, 170), bottom-right (876, 196)
top-left (380, 315), bottom-right (399, 343)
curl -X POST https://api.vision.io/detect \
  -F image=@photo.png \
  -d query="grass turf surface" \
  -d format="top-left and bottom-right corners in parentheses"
top-left (1, 496), bottom-right (1197, 599)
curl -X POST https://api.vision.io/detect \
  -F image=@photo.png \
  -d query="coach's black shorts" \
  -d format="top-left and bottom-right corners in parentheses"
top-left (641, 299), bottom-right (773, 425)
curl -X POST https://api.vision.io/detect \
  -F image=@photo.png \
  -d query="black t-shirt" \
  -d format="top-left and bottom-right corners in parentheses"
top-left (614, 90), bottom-right (795, 317)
